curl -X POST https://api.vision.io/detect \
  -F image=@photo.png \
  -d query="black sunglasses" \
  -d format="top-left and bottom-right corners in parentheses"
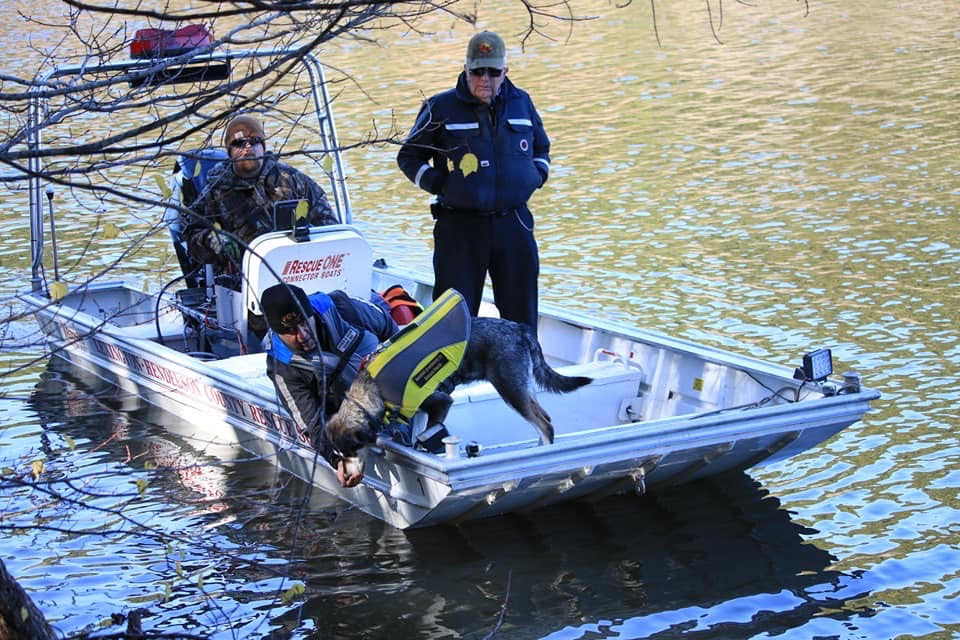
top-left (276, 312), bottom-right (305, 334)
top-left (469, 67), bottom-right (504, 78)
top-left (229, 136), bottom-right (264, 148)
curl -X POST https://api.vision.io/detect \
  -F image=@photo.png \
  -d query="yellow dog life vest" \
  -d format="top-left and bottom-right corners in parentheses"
top-left (364, 288), bottom-right (470, 421)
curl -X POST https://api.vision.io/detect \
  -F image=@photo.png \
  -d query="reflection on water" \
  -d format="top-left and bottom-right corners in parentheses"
top-left (15, 363), bottom-right (867, 639)
top-left (2, 0), bottom-right (959, 637)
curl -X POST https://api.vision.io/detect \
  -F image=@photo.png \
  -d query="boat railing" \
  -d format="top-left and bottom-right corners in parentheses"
top-left (28, 47), bottom-right (352, 294)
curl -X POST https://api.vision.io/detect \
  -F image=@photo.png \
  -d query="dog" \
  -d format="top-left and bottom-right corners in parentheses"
top-left (326, 317), bottom-right (592, 457)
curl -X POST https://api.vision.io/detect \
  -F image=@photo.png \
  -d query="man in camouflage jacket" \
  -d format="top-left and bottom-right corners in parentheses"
top-left (185, 114), bottom-right (338, 271)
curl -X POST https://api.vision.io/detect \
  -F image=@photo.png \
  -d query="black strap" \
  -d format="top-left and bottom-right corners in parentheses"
top-left (328, 327), bottom-right (363, 383)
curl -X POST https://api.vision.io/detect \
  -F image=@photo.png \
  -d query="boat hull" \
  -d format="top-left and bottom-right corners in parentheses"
top-left (20, 276), bottom-right (879, 529)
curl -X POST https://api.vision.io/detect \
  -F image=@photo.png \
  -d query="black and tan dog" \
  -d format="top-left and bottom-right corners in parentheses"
top-left (327, 317), bottom-right (592, 457)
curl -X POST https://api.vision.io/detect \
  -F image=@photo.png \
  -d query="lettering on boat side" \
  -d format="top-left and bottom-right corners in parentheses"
top-left (58, 324), bottom-right (310, 447)
top-left (281, 252), bottom-right (347, 283)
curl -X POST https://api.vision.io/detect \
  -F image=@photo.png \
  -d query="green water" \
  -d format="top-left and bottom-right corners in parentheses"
top-left (1, 1), bottom-right (958, 637)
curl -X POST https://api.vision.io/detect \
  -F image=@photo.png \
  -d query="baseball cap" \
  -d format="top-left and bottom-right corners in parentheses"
top-left (261, 283), bottom-right (311, 334)
top-left (465, 31), bottom-right (506, 70)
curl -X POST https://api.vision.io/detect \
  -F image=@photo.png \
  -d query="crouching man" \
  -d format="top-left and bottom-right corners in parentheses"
top-left (261, 283), bottom-right (398, 487)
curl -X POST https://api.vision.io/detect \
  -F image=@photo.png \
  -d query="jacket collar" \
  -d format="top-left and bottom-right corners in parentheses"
top-left (269, 330), bottom-right (298, 365)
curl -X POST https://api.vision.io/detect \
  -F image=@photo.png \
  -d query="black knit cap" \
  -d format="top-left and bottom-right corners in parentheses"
top-left (261, 283), bottom-right (312, 334)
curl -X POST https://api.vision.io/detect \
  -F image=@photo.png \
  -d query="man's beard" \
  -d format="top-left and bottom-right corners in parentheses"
top-left (234, 156), bottom-right (263, 177)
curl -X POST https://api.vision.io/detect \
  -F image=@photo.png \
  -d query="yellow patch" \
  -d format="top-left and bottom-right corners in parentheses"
top-left (460, 153), bottom-right (479, 177)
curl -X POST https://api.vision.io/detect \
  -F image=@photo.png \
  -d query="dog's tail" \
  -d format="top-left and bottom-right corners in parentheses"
top-left (527, 331), bottom-right (593, 393)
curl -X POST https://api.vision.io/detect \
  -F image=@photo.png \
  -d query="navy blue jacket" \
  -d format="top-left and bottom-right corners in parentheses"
top-left (397, 73), bottom-right (550, 212)
top-left (266, 291), bottom-right (397, 467)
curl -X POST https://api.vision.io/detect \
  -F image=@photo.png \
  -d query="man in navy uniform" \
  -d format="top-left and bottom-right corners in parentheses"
top-left (397, 31), bottom-right (550, 331)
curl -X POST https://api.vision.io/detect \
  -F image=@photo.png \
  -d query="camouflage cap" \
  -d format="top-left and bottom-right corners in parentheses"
top-left (465, 31), bottom-right (506, 70)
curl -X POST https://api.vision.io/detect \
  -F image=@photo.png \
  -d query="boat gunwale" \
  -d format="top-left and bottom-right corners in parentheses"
top-left (19, 284), bottom-right (880, 470)
top-left (373, 386), bottom-right (878, 486)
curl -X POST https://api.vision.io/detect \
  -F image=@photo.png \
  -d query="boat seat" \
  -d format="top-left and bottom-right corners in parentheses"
top-left (178, 148), bottom-right (229, 206)
top-left (444, 360), bottom-right (645, 445)
top-left (164, 148), bottom-right (228, 288)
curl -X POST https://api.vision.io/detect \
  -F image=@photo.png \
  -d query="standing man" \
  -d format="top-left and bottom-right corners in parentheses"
top-left (261, 283), bottom-right (398, 488)
top-left (397, 31), bottom-right (550, 330)
top-left (185, 114), bottom-right (339, 273)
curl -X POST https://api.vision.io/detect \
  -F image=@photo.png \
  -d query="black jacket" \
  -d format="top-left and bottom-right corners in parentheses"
top-left (266, 291), bottom-right (397, 467)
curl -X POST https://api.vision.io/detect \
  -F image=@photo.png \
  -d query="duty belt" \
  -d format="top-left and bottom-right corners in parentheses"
top-left (433, 202), bottom-right (513, 218)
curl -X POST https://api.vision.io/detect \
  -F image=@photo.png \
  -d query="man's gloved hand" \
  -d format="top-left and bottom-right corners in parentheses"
top-left (208, 232), bottom-right (242, 261)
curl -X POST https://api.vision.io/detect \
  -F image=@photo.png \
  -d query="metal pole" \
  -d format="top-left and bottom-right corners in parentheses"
top-left (45, 185), bottom-right (60, 281)
top-left (28, 84), bottom-right (44, 292)
top-left (303, 54), bottom-right (352, 224)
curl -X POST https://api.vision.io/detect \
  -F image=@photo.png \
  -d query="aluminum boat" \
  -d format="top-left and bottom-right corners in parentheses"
top-left (18, 44), bottom-right (879, 528)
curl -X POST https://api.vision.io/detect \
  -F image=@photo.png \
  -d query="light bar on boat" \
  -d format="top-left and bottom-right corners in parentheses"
top-left (800, 348), bottom-right (833, 382)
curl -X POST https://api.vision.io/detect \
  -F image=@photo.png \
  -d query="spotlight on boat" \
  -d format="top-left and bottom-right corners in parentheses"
top-left (794, 348), bottom-right (833, 382)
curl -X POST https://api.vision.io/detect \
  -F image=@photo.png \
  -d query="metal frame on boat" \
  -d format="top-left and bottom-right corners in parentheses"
top-left (19, 43), bottom-right (879, 528)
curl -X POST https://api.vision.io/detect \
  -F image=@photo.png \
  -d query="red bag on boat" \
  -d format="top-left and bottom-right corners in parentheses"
top-left (130, 24), bottom-right (213, 59)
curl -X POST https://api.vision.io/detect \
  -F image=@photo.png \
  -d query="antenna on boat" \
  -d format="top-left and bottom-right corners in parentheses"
top-left (45, 184), bottom-right (61, 282)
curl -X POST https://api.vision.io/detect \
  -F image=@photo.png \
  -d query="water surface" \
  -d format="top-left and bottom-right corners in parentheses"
top-left (1, 1), bottom-right (958, 638)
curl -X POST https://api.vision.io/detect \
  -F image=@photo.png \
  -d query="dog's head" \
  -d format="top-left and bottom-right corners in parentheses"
top-left (326, 369), bottom-right (386, 458)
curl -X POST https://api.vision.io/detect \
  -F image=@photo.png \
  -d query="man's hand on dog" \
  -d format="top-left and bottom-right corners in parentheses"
top-left (336, 459), bottom-right (364, 488)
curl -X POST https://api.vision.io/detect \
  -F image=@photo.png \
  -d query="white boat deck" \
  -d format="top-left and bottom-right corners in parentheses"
top-left (436, 359), bottom-right (645, 447)
top-left (200, 350), bottom-right (645, 450)
top-left (206, 352), bottom-right (274, 389)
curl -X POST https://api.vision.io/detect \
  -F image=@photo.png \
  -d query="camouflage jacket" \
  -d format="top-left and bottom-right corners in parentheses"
top-left (184, 152), bottom-right (338, 267)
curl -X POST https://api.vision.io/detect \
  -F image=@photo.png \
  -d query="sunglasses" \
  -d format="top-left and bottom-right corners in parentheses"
top-left (469, 67), bottom-right (504, 78)
top-left (276, 312), bottom-right (305, 334)
top-left (229, 136), bottom-right (264, 148)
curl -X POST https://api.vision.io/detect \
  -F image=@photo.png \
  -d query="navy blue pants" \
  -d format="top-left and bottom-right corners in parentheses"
top-left (432, 206), bottom-right (539, 330)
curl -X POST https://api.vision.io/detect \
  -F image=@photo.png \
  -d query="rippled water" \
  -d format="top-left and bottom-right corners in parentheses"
top-left (2, 1), bottom-right (959, 638)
